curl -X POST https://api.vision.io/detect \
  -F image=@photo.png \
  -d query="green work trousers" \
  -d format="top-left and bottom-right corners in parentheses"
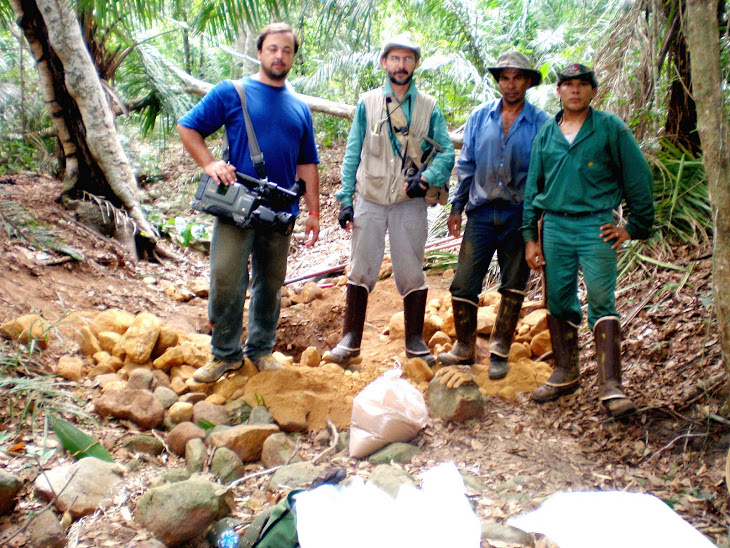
top-left (542, 211), bottom-right (618, 330)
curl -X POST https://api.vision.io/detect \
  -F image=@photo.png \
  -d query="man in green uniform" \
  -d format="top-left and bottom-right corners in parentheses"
top-left (522, 63), bottom-right (654, 418)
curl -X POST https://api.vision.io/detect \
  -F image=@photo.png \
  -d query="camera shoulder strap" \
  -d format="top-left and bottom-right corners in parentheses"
top-left (232, 79), bottom-right (267, 180)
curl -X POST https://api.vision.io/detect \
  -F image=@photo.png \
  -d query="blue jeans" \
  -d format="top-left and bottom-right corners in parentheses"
top-left (450, 202), bottom-right (529, 305)
top-left (208, 219), bottom-right (290, 361)
top-left (542, 211), bottom-right (617, 330)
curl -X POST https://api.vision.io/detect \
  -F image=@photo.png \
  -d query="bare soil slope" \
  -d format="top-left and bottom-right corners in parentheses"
top-left (0, 146), bottom-right (727, 546)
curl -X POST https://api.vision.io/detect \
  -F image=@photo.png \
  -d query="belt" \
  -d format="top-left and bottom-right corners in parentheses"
top-left (546, 210), bottom-right (593, 218)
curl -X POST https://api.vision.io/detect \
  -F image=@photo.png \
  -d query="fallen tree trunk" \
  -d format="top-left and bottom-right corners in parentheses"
top-left (163, 59), bottom-right (464, 149)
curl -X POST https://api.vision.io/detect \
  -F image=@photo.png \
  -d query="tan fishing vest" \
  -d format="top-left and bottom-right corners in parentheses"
top-left (355, 88), bottom-right (436, 205)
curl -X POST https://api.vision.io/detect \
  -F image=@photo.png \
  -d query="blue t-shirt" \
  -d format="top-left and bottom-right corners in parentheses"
top-left (179, 77), bottom-right (319, 214)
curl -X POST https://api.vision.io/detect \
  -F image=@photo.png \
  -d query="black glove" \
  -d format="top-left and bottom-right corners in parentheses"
top-left (405, 176), bottom-right (429, 199)
top-left (338, 205), bottom-right (354, 229)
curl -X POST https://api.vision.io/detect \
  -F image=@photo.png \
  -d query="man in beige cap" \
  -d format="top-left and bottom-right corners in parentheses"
top-left (437, 51), bottom-right (549, 385)
top-left (327, 33), bottom-right (455, 368)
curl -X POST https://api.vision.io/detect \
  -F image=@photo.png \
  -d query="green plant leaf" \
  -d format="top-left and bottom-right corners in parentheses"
top-left (50, 415), bottom-right (114, 462)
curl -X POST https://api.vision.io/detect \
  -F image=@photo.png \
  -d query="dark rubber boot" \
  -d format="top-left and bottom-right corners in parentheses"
top-left (327, 284), bottom-right (368, 367)
top-left (488, 291), bottom-right (524, 380)
top-left (532, 314), bottom-right (581, 403)
top-left (437, 299), bottom-right (478, 366)
top-left (403, 289), bottom-right (435, 367)
top-left (595, 317), bottom-right (636, 418)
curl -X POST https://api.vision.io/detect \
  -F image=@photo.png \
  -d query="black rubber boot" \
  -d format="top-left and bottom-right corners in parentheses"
top-left (532, 314), bottom-right (581, 403)
top-left (488, 291), bottom-right (524, 380)
top-left (595, 317), bottom-right (636, 418)
top-left (327, 284), bottom-right (368, 367)
top-left (403, 289), bottom-right (435, 366)
top-left (437, 299), bottom-right (477, 366)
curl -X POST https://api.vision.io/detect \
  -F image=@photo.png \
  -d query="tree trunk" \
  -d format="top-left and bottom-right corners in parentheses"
top-left (685, 0), bottom-right (730, 413)
top-left (663, 0), bottom-right (701, 154)
top-left (10, 0), bottom-right (158, 259)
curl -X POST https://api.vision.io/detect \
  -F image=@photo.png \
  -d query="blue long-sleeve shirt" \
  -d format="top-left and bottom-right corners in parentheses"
top-left (452, 99), bottom-right (550, 214)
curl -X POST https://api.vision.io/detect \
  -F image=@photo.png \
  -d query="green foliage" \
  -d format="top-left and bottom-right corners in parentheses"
top-left (649, 143), bottom-right (712, 247)
top-left (50, 415), bottom-right (114, 462)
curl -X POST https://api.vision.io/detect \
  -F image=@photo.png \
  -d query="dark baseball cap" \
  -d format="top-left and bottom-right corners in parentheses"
top-left (557, 63), bottom-right (598, 88)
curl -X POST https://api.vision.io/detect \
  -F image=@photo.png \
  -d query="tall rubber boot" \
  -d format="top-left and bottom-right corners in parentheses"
top-left (403, 289), bottom-right (436, 367)
top-left (437, 299), bottom-right (477, 366)
top-left (595, 317), bottom-right (636, 418)
top-left (327, 284), bottom-right (368, 367)
top-left (488, 291), bottom-right (524, 380)
top-left (532, 314), bottom-right (580, 403)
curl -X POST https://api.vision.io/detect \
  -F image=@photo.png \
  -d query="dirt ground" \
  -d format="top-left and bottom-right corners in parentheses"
top-left (0, 143), bottom-right (728, 546)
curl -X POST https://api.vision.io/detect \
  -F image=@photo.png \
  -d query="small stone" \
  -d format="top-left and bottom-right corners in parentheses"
top-left (427, 378), bottom-right (484, 422)
top-left (75, 325), bottom-right (101, 357)
top-left (128, 368), bottom-right (155, 390)
top-left (428, 331), bottom-right (451, 350)
top-left (261, 432), bottom-right (301, 468)
top-left (92, 309), bottom-right (135, 335)
top-left (0, 470), bottom-right (22, 514)
top-left (154, 386), bottom-right (178, 409)
top-left (166, 422), bottom-right (206, 456)
top-left (55, 356), bottom-right (84, 381)
top-left (248, 406), bottom-right (275, 425)
top-left (185, 438), bottom-right (207, 474)
top-left (388, 312), bottom-right (405, 340)
top-left (122, 435), bottom-right (164, 456)
top-left (300, 346), bottom-right (321, 367)
top-left (367, 442), bottom-right (419, 465)
top-left (402, 357), bottom-right (434, 384)
top-left (209, 424), bottom-right (279, 463)
top-left (27, 509), bottom-right (65, 548)
top-left (193, 401), bottom-right (230, 426)
top-left (268, 462), bottom-right (325, 491)
top-left (97, 331), bottom-right (122, 353)
top-left (530, 330), bottom-right (552, 357)
top-left (210, 447), bottom-right (245, 483)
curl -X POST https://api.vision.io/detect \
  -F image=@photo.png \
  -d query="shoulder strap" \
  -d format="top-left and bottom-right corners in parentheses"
top-left (239, 507), bottom-right (275, 548)
top-left (232, 79), bottom-right (267, 180)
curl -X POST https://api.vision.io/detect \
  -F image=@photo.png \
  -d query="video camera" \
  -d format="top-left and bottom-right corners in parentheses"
top-left (191, 171), bottom-right (305, 235)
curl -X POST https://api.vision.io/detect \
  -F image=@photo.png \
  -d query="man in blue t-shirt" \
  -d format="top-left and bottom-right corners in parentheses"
top-left (437, 52), bottom-right (550, 384)
top-left (177, 23), bottom-right (320, 381)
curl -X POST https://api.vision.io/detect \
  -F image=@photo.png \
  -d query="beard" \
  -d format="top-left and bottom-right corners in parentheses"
top-left (387, 69), bottom-right (413, 87)
top-left (261, 63), bottom-right (290, 82)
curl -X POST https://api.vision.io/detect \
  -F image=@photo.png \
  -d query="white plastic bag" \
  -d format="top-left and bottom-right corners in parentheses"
top-left (295, 463), bottom-right (480, 548)
top-left (349, 365), bottom-right (428, 458)
top-left (507, 491), bottom-right (716, 548)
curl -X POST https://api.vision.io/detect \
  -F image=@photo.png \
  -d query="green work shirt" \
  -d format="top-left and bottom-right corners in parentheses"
top-left (336, 79), bottom-right (455, 207)
top-left (522, 108), bottom-right (654, 242)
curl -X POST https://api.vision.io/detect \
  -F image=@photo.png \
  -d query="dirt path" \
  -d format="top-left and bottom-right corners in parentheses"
top-left (0, 168), bottom-right (728, 546)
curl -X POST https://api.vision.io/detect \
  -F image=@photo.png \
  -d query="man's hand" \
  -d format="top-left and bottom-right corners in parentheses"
top-left (600, 223), bottom-right (630, 249)
top-left (434, 365), bottom-right (476, 389)
top-left (338, 205), bottom-right (354, 231)
top-left (405, 176), bottom-right (429, 199)
top-left (447, 213), bottom-right (462, 238)
top-left (204, 159), bottom-right (237, 186)
top-left (304, 215), bottom-right (320, 247)
top-left (525, 240), bottom-right (545, 271)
